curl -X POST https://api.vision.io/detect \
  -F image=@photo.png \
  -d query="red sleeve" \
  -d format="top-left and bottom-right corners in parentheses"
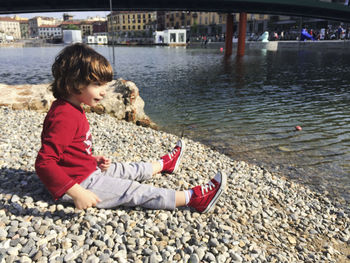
top-left (35, 111), bottom-right (78, 200)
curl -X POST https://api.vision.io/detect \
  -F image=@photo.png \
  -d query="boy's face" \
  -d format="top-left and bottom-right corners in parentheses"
top-left (69, 82), bottom-right (107, 107)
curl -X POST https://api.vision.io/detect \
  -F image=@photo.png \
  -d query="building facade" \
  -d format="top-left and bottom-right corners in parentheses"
top-left (165, 11), bottom-right (192, 29)
top-left (19, 20), bottom-right (29, 39)
top-left (93, 21), bottom-right (108, 34)
top-left (107, 11), bottom-right (157, 37)
top-left (28, 16), bottom-right (58, 37)
top-left (80, 21), bottom-right (94, 37)
top-left (0, 17), bottom-right (21, 40)
top-left (38, 25), bottom-right (62, 39)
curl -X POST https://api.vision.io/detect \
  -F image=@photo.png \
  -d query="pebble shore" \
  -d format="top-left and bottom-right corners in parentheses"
top-left (0, 106), bottom-right (349, 263)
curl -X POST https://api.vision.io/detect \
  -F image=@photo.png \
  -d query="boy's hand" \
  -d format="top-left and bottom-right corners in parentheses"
top-left (66, 184), bottom-right (101, 210)
top-left (94, 155), bottom-right (111, 171)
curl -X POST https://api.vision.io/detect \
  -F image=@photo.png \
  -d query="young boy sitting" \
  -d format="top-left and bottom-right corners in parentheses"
top-left (35, 43), bottom-right (227, 213)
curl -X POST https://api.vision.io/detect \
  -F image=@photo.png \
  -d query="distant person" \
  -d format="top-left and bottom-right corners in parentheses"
top-left (202, 35), bottom-right (208, 47)
top-left (337, 25), bottom-right (343, 40)
top-left (35, 43), bottom-right (227, 213)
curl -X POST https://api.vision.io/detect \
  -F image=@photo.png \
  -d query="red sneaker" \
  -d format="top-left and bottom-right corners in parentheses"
top-left (187, 172), bottom-right (227, 213)
top-left (161, 140), bottom-right (185, 174)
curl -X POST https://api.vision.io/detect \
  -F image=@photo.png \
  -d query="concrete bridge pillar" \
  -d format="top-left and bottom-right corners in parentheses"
top-left (225, 13), bottom-right (234, 57)
top-left (237, 12), bottom-right (247, 56)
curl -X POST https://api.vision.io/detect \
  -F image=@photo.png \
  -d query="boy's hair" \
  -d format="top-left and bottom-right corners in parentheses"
top-left (51, 43), bottom-right (113, 99)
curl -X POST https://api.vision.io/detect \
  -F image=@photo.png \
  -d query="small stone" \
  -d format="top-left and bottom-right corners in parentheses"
top-left (288, 236), bottom-right (297, 245)
top-left (231, 252), bottom-right (243, 262)
top-left (189, 253), bottom-right (200, 263)
top-left (20, 256), bottom-right (32, 263)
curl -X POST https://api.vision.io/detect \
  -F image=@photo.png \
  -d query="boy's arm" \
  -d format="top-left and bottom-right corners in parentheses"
top-left (66, 184), bottom-right (101, 209)
top-left (35, 112), bottom-right (82, 199)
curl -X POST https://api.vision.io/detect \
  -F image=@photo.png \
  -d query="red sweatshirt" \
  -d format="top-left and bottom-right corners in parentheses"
top-left (35, 99), bottom-right (97, 199)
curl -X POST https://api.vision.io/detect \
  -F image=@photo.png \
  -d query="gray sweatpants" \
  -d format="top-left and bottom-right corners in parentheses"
top-left (61, 162), bottom-right (176, 210)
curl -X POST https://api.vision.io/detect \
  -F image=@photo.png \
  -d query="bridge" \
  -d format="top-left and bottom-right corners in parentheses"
top-left (1, 0), bottom-right (350, 22)
top-left (1, 0), bottom-right (350, 56)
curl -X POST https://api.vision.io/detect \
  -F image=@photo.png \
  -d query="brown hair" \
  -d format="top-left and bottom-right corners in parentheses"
top-left (51, 43), bottom-right (113, 99)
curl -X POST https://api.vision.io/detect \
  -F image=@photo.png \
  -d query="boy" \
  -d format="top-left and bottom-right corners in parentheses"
top-left (35, 43), bottom-right (227, 213)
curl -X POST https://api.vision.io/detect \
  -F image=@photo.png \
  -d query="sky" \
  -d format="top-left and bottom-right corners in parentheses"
top-left (0, 11), bottom-right (110, 20)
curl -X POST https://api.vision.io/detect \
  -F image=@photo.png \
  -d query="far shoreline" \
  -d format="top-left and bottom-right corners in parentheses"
top-left (1, 39), bottom-right (350, 51)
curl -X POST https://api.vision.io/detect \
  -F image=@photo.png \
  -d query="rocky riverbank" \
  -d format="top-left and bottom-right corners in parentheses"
top-left (0, 107), bottom-right (349, 262)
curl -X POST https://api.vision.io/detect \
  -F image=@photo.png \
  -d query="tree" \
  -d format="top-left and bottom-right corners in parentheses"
top-left (65, 24), bottom-right (80, 30)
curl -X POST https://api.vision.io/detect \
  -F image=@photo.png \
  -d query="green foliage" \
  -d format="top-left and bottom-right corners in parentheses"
top-left (65, 24), bottom-right (80, 30)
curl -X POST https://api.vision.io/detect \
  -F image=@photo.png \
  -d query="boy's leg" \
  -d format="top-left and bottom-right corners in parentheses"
top-left (89, 170), bottom-right (227, 212)
top-left (61, 170), bottom-right (227, 212)
top-left (82, 171), bottom-right (176, 210)
top-left (104, 139), bottom-right (185, 182)
top-left (104, 162), bottom-right (154, 181)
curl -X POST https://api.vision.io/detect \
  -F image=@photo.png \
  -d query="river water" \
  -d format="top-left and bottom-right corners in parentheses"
top-left (1, 44), bottom-right (350, 202)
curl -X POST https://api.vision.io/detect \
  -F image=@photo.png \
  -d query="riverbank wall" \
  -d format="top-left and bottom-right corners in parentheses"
top-left (2, 39), bottom-right (350, 51)
top-left (188, 40), bottom-right (350, 51)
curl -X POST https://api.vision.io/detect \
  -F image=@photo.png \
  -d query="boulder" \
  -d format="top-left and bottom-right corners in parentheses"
top-left (0, 79), bottom-right (157, 129)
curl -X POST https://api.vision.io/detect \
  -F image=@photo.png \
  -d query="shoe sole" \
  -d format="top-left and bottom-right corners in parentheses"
top-left (172, 139), bottom-right (186, 174)
top-left (202, 171), bottom-right (227, 214)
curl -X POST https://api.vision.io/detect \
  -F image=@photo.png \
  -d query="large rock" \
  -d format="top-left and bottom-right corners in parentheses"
top-left (0, 79), bottom-right (157, 129)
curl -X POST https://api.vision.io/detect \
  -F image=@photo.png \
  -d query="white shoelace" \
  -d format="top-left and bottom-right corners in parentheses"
top-left (168, 147), bottom-right (179, 159)
top-left (201, 180), bottom-right (215, 195)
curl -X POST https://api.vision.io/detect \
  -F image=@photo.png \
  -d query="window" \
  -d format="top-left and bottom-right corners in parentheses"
top-left (179, 33), bottom-right (185, 42)
top-left (170, 33), bottom-right (176, 42)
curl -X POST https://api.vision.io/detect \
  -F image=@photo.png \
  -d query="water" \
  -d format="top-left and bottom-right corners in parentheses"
top-left (1, 44), bottom-right (350, 201)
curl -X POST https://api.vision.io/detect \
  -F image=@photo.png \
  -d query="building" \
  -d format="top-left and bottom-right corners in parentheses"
top-left (63, 13), bottom-right (74, 21)
top-left (19, 20), bottom-right (29, 39)
top-left (85, 16), bottom-right (107, 22)
top-left (156, 11), bottom-right (166, 31)
top-left (63, 30), bottom-right (82, 44)
top-left (84, 34), bottom-right (108, 45)
top-left (38, 25), bottom-right (62, 39)
top-left (165, 11), bottom-right (192, 29)
top-left (93, 21), bottom-right (108, 34)
top-left (0, 17), bottom-right (21, 40)
top-left (29, 16), bottom-right (58, 37)
top-left (190, 12), bottom-right (227, 36)
top-left (155, 29), bottom-right (186, 45)
top-left (80, 21), bottom-right (94, 37)
top-left (246, 14), bottom-right (270, 35)
top-left (11, 15), bottom-right (29, 39)
top-left (107, 11), bottom-right (157, 37)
